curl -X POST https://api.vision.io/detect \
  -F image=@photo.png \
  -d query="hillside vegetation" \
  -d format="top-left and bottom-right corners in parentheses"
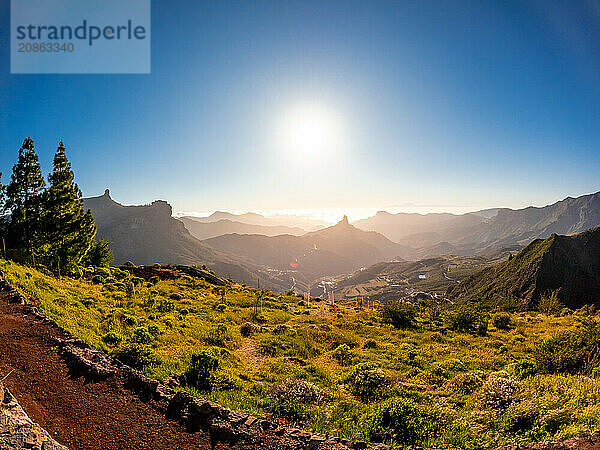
top-left (4, 258), bottom-right (600, 448)
top-left (448, 227), bottom-right (600, 309)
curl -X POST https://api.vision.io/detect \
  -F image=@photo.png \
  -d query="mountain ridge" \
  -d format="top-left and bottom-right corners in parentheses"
top-left (446, 226), bottom-right (600, 309)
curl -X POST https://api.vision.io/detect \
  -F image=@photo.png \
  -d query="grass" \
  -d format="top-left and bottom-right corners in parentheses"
top-left (2, 258), bottom-right (600, 448)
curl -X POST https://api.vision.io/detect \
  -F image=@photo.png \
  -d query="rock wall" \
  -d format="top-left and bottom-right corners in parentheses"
top-left (0, 382), bottom-right (68, 450)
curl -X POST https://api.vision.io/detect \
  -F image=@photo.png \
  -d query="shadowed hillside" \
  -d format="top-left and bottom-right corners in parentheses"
top-left (447, 227), bottom-right (600, 309)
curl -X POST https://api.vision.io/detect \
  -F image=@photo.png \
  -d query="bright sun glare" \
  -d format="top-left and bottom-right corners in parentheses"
top-left (280, 103), bottom-right (341, 160)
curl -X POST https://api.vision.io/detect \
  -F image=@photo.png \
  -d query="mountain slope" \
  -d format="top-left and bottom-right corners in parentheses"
top-left (83, 190), bottom-right (289, 291)
top-left (447, 227), bottom-right (600, 309)
top-left (180, 217), bottom-right (305, 240)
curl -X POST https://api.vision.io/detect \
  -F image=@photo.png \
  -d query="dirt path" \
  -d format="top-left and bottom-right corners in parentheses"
top-left (0, 292), bottom-right (226, 450)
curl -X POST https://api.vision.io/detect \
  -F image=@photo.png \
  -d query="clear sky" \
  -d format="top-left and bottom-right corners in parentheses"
top-left (1, 0), bottom-right (599, 219)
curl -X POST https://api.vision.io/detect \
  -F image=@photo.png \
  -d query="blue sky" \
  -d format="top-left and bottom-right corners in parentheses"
top-left (1, 0), bottom-right (599, 219)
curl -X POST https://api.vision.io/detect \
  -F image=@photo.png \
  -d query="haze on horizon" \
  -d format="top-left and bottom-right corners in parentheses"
top-left (1, 0), bottom-right (599, 216)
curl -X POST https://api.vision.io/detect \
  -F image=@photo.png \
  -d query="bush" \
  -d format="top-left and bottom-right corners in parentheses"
top-left (446, 371), bottom-right (484, 395)
top-left (363, 339), bottom-right (377, 349)
top-left (534, 319), bottom-right (600, 374)
top-left (149, 276), bottom-right (160, 284)
top-left (101, 331), bottom-right (122, 346)
top-left (430, 332), bottom-right (444, 343)
top-left (91, 275), bottom-right (104, 284)
top-left (269, 379), bottom-right (325, 405)
top-left (381, 301), bottom-right (417, 329)
top-left (124, 261), bottom-right (136, 268)
top-left (113, 342), bottom-right (157, 369)
top-left (513, 359), bottom-right (538, 379)
top-left (478, 371), bottom-right (520, 410)
top-left (538, 289), bottom-right (563, 315)
top-left (184, 349), bottom-right (219, 389)
top-left (205, 323), bottom-right (231, 346)
top-left (132, 326), bottom-right (155, 344)
top-left (332, 344), bottom-right (353, 366)
top-left (170, 293), bottom-right (183, 300)
top-left (344, 363), bottom-right (386, 402)
top-left (156, 299), bottom-right (174, 312)
top-left (216, 303), bottom-right (227, 312)
top-left (446, 306), bottom-right (479, 333)
top-left (240, 322), bottom-right (259, 337)
top-left (365, 397), bottom-right (432, 446)
top-left (492, 312), bottom-right (511, 330)
top-left (500, 402), bottom-right (539, 433)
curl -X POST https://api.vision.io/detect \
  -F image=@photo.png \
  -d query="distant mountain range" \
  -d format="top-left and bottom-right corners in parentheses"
top-left (83, 189), bottom-right (600, 295)
top-left (447, 227), bottom-right (600, 309)
top-left (182, 211), bottom-right (328, 231)
top-left (202, 216), bottom-right (410, 287)
top-left (180, 217), bottom-right (305, 240)
top-left (83, 190), bottom-right (291, 291)
top-left (353, 191), bottom-right (600, 258)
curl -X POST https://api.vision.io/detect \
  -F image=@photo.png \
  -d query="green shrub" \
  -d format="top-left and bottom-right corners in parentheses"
top-left (91, 275), bottom-right (104, 284)
top-left (381, 301), bottom-right (417, 329)
top-left (332, 344), bottom-right (353, 366)
top-left (184, 349), bottom-right (219, 389)
top-left (101, 331), bottom-right (122, 346)
top-left (344, 363), bottom-right (386, 402)
top-left (447, 306), bottom-right (479, 333)
top-left (365, 397), bottom-right (432, 446)
top-left (205, 323), bottom-right (231, 346)
top-left (157, 299), bottom-right (174, 312)
top-left (216, 303), bottom-right (227, 312)
top-left (534, 319), bottom-right (600, 374)
top-left (446, 371), bottom-right (484, 395)
top-left (538, 289), bottom-right (563, 315)
top-left (113, 342), bottom-right (157, 369)
top-left (363, 339), bottom-right (377, 349)
top-left (124, 261), bottom-right (136, 268)
top-left (513, 359), bottom-right (538, 379)
top-left (170, 292), bottom-right (183, 300)
top-left (500, 402), bottom-right (539, 432)
top-left (147, 323), bottom-right (160, 337)
top-left (430, 332), bottom-right (444, 343)
top-left (240, 322), bottom-right (259, 337)
top-left (132, 326), bottom-right (155, 344)
top-left (492, 312), bottom-right (511, 330)
top-left (149, 276), bottom-right (160, 284)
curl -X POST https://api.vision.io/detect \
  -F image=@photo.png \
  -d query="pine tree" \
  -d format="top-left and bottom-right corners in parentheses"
top-left (44, 140), bottom-right (96, 272)
top-left (5, 137), bottom-right (46, 260)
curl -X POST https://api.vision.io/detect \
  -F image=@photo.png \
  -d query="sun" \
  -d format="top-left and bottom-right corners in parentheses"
top-left (279, 103), bottom-right (341, 159)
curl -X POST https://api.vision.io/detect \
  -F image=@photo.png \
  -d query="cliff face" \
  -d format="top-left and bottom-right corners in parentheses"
top-left (82, 190), bottom-right (290, 291)
top-left (447, 227), bottom-right (600, 309)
